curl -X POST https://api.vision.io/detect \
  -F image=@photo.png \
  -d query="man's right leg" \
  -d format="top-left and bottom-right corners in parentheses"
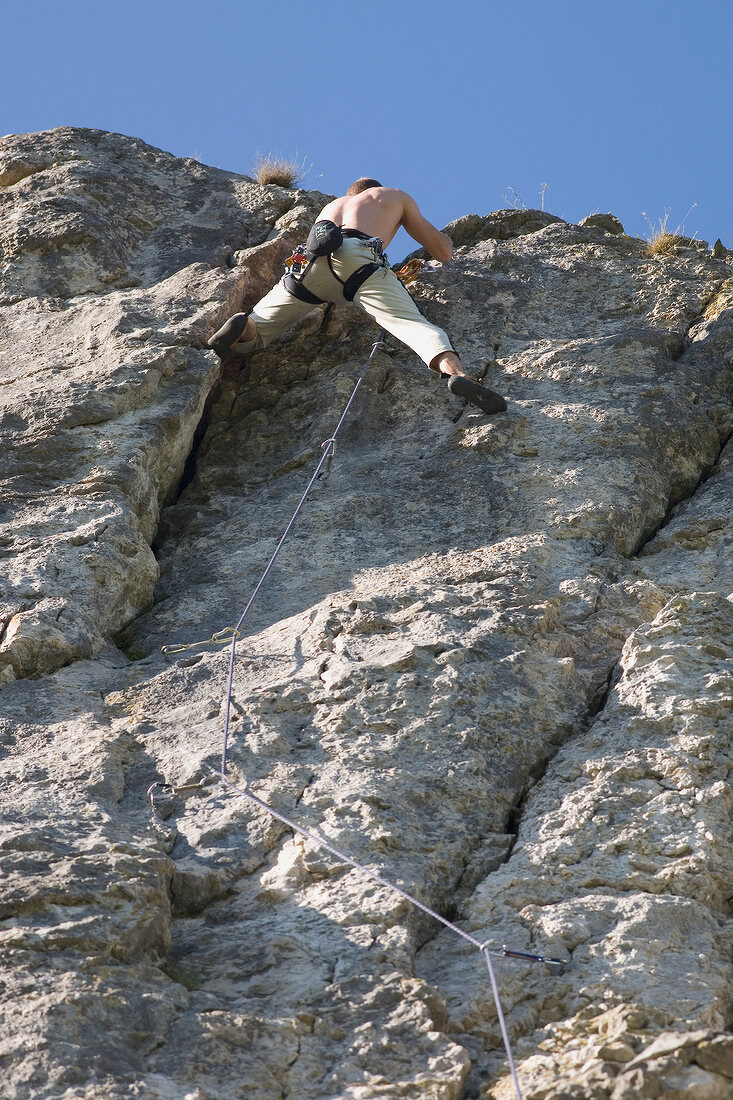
top-left (430, 349), bottom-right (506, 414)
top-left (355, 271), bottom-right (507, 415)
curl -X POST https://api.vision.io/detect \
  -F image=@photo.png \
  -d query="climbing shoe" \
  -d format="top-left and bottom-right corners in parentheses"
top-left (207, 313), bottom-right (250, 357)
top-left (447, 375), bottom-right (507, 415)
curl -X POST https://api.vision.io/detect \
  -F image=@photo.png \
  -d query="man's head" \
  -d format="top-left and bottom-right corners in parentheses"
top-left (347, 178), bottom-right (382, 196)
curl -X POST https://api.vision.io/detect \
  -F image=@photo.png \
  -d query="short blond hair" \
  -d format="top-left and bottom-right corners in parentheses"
top-left (347, 177), bottom-right (382, 196)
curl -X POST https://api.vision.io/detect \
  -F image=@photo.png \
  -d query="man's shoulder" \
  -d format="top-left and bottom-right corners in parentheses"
top-left (373, 186), bottom-right (407, 199)
top-left (370, 187), bottom-right (414, 213)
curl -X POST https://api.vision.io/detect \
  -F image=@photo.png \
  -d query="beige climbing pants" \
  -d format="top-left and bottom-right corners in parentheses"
top-left (234, 237), bottom-right (454, 369)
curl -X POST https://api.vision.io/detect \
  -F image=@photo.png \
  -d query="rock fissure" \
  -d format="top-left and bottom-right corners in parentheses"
top-left (152, 199), bottom-right (334, 514)
top-left (631, 425), bottom-right (733, 559)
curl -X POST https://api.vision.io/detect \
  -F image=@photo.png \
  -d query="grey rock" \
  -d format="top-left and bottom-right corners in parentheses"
top-left (696, 1036), bottom-right (733, 1079)
top-left (446, 206), bottom-right (565, 245)
top-left (579, 212), bottom-right (625, 234)
top-left (2, 127), bottom-right (733, 1100)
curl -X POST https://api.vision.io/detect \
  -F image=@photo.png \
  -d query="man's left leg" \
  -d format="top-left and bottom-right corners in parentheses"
top-left (207, 313), bottom-right (257, 356)
top-left (208, 281), bottom-right (317, 358)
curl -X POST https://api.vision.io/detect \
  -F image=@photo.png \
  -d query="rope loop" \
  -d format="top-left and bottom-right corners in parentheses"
top-left (161, 627), bottom-right (241, 658)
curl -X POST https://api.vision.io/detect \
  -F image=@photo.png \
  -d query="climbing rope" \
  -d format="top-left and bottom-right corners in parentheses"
top-left (150, 760), bottom-right (556, 1098)
top-left (156, 267), bottom-right (565, 1099)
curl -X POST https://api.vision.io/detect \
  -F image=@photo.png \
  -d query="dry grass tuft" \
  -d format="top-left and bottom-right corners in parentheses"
top-left (643, 204), bottom-right (698, 256)
top-left (646, 232), bottom-right (678, 256)
top-left (253, 152), bottom-right (308, 188)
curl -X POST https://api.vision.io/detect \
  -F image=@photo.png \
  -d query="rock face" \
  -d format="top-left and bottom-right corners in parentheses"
top-left (1, 128), bottom-right (732, 1100)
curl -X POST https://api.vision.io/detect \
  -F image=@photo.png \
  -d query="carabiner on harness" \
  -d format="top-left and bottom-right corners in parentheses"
top-left (284, 247), bottom-right (309, 278)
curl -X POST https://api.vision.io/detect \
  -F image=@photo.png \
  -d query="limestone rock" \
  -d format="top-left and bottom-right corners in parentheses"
top-left (1, 128), bottom-right (733, 1100)
top-left (579, 212), bottom-right (625, 235)
top-left (711, 239), bottom-right (729, 259)
top-left (440, 207), bottom-right (564, 249)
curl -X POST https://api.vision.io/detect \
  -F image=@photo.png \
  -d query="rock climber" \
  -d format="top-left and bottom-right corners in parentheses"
top-left (208, 179), bottom-right (507, 415)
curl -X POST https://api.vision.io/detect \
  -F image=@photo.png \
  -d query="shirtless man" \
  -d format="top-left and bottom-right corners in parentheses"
top-left (208, 179), bottom-right (506, 415)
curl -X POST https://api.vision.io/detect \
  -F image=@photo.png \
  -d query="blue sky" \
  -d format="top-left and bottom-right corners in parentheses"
top-left (2, 0), bottom-right (731, 260)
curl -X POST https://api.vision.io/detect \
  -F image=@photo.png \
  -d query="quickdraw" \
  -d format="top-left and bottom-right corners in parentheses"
top-left (395, 257), bottom-right (424, 285)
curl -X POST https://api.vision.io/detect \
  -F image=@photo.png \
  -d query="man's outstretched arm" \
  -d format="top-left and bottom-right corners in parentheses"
top-left (400, 192), bottom-right (453, 262)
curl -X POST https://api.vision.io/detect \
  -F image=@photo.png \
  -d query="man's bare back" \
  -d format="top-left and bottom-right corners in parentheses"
top-left (318, 186), bottom-right (454, 263)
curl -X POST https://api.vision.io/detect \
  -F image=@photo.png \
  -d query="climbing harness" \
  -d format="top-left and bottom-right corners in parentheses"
top-left (329, 228), bottom-right (388, 302)
top-left (157, 264), bottom-right (565, 1100)
top-left (283, 223), bottom-right (389, 305)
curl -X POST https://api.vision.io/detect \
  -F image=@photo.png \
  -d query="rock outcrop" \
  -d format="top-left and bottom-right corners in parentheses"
top-left (1, 127), bottom-right (731, 1100)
